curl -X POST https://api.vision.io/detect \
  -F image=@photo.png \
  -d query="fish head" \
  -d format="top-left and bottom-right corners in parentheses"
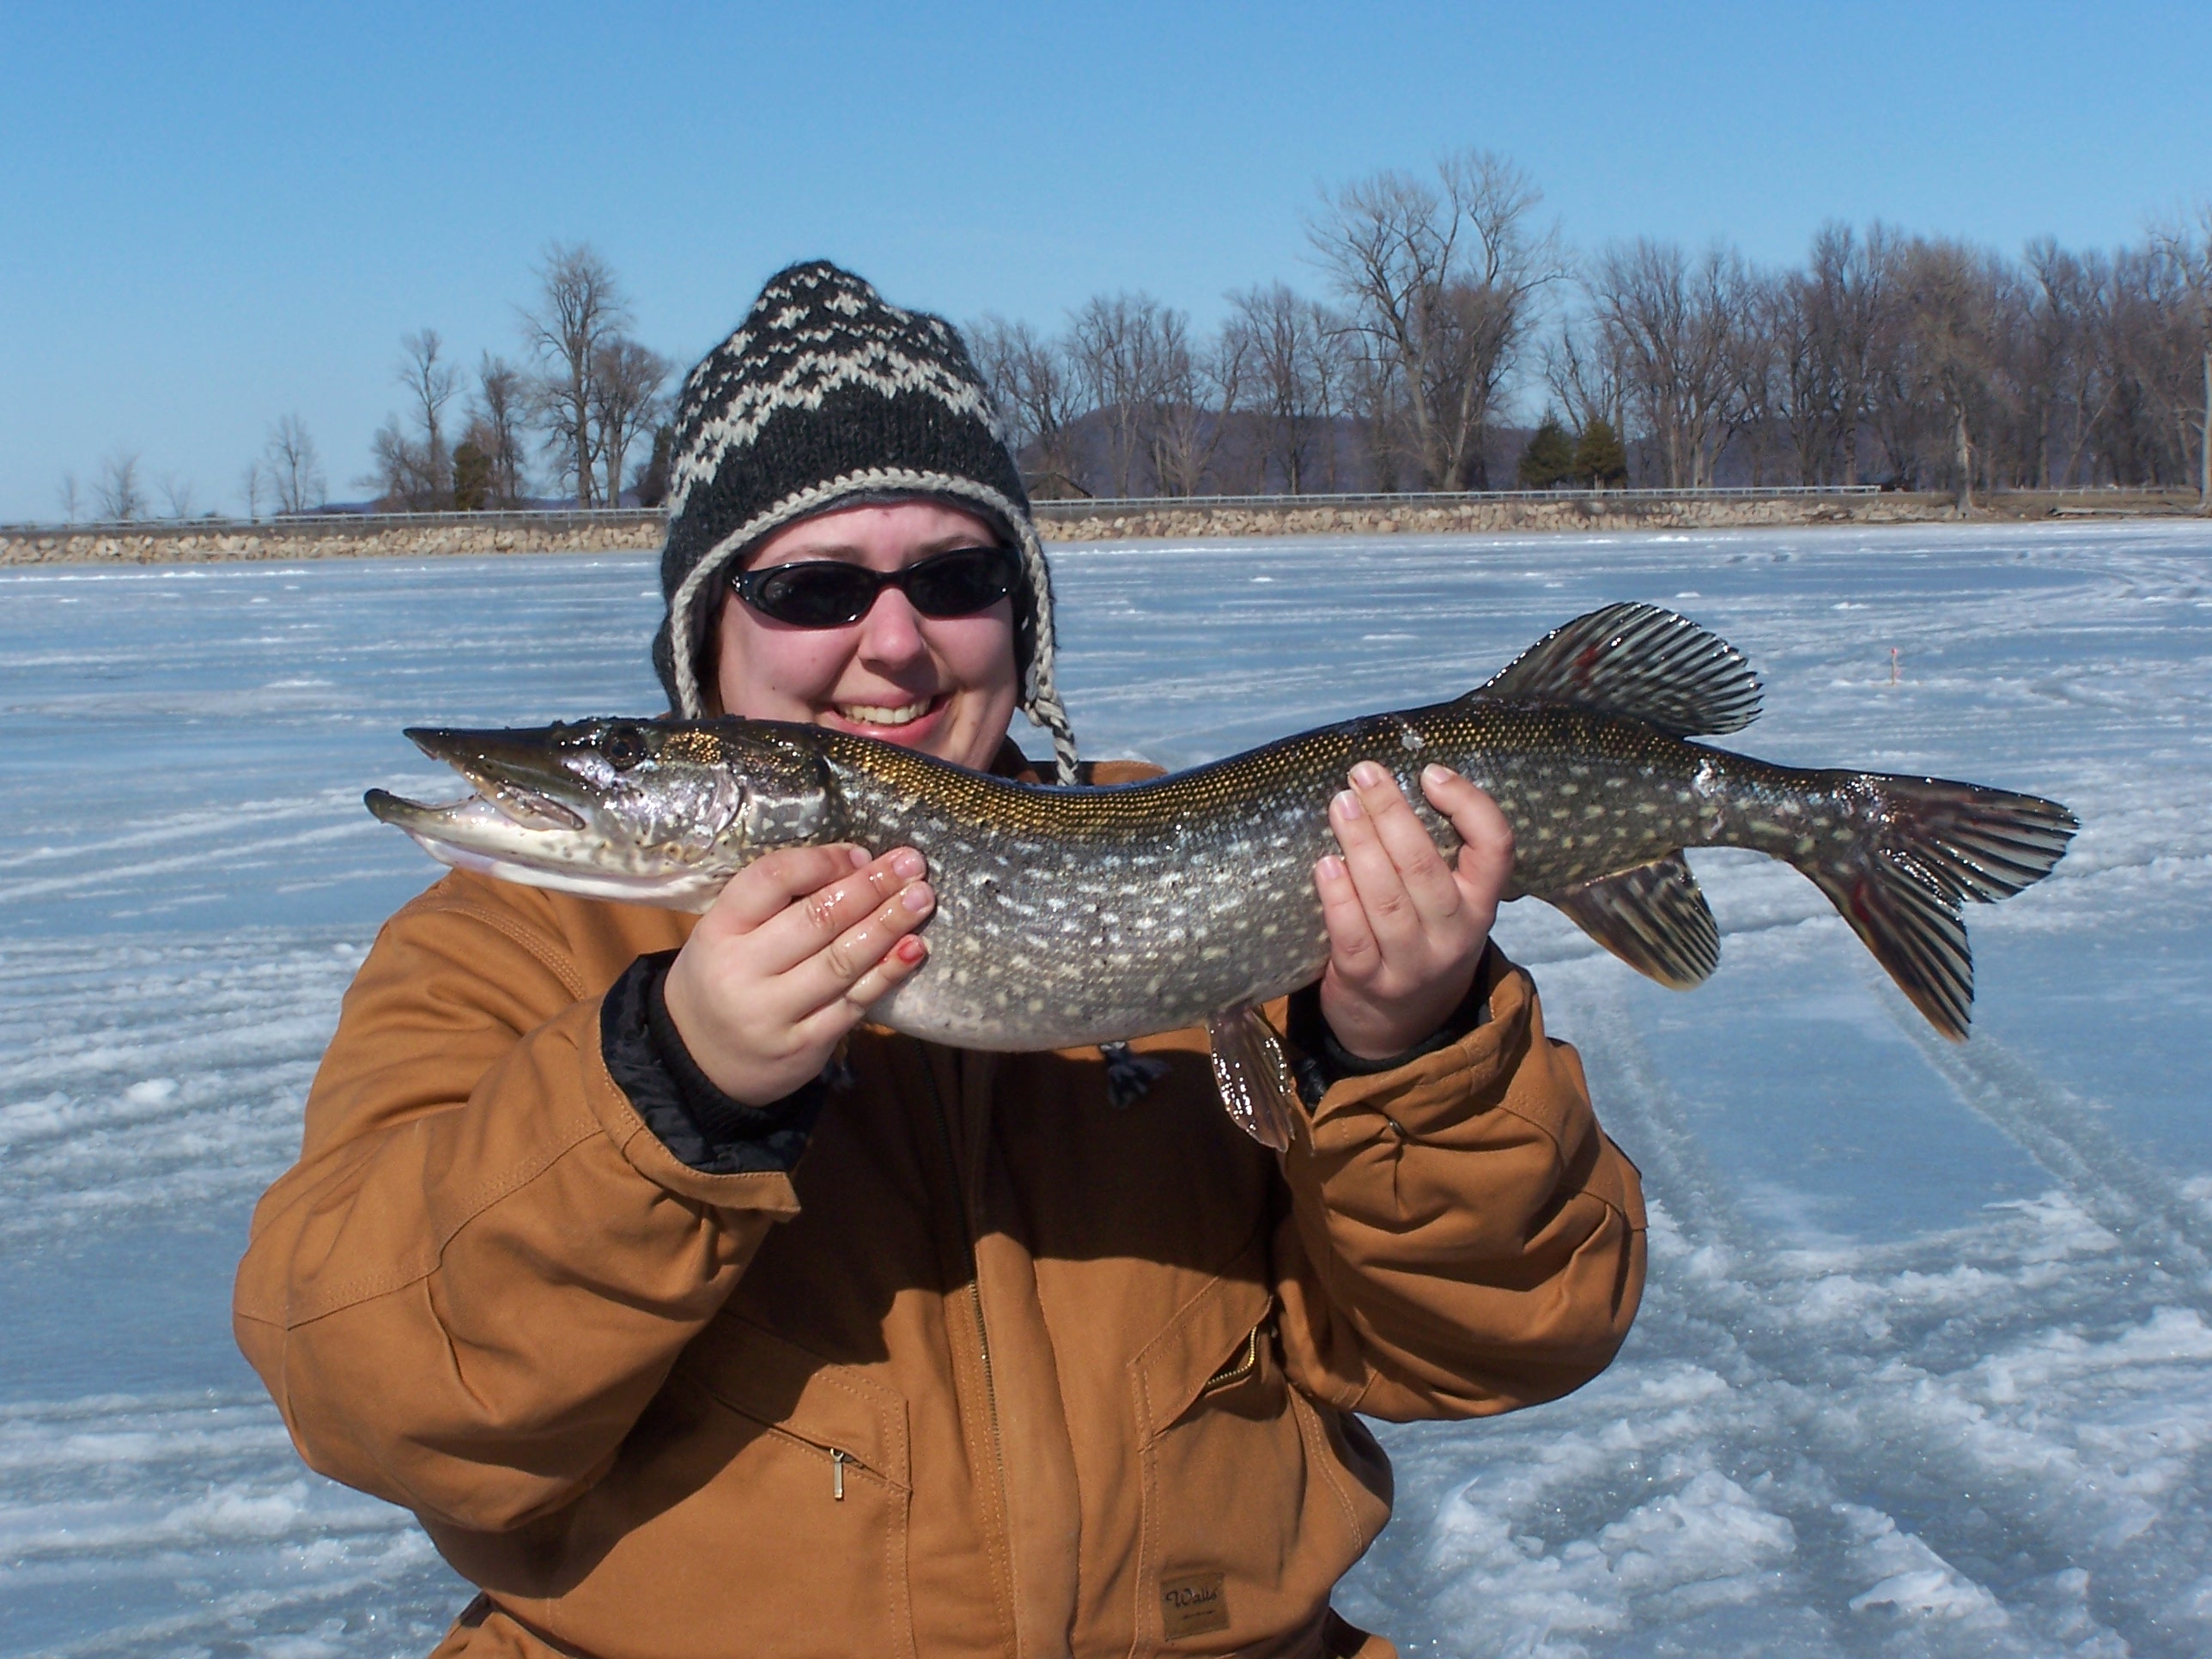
top-left (365, 719), bottom-right (836, 910)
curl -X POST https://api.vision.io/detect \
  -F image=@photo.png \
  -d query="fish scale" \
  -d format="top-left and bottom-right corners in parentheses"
top-left (817, 702), bottom-right (1850, 1049)
top-left (367, 603), bottom-right (2077, 1060)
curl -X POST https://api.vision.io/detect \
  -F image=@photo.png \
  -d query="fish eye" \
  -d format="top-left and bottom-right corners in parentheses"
top-left (603, 724), bottom-right (648, 770)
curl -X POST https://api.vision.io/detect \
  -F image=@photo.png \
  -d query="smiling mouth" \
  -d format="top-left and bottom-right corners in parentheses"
top-left (835, 696), bottom-right (942, 728)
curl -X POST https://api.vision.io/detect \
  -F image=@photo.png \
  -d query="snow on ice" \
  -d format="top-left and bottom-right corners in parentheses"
top-left (2, 522), bottom-right (2208, 1656)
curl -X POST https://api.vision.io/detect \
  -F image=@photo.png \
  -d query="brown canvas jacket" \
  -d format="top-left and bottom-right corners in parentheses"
top-left (234, 758), bottom-right (1645, 1659)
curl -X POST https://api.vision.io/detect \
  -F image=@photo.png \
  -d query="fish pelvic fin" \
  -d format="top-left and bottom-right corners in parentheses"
top-left (1206, 1004), bottom-right (1298, 1152)
top-left (1474, 602), bottom-right (1762, 737)
top-left (1799, 775), bottom-right (2077, 1040)
top-left (1549, 853), bottom-right (1720, 989)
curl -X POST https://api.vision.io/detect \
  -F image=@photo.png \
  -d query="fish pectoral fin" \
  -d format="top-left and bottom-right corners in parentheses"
top-left (1472, 602), bottom-right (1762, 737)
top-left (1547, 853), bottom-right (1720, 989)
top-left (1206, 1005), bottom-right (1298, 1152)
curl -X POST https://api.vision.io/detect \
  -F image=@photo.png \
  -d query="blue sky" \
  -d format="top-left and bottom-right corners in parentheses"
top-left (4, 0), bottom-right (2207, 521)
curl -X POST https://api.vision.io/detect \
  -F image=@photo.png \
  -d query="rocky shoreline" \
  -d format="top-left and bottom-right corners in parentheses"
top-left (3, 492), bottom-right (2199, 567)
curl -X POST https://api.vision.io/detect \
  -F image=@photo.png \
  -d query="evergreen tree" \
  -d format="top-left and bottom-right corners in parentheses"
top-left (1573, 416), bottom-right (1629, 488)
top-left (634, 422), bottom-right (676, 507)
top-left (1516, 414), bottom-right (1577, 489)
top-left (452, 441), bottom-right (492, 511)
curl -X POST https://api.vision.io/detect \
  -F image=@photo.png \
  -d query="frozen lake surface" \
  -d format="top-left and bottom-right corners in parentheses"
top-left (3, 521), bottom-right (2209, 1656)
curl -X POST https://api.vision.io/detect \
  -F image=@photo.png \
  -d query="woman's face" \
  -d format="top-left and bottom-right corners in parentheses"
top-left (709, 499), bottom-right (1021, 774)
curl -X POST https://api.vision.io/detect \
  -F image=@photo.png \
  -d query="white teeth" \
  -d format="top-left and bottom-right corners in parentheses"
top-left (839, 700), bottom-right (931, 727)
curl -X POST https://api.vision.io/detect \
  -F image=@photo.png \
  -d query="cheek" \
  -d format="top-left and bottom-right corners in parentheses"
top-left (715, 613), bottom-right (852, 713)
top-left (936, 613), bottom-right (1021, 694)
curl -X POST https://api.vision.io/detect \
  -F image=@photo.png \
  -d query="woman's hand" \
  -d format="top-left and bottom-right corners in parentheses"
top-left (1314, 762), bottom-right (1516, 1061)
top-left (661, 844), bottom-right (935, 1105)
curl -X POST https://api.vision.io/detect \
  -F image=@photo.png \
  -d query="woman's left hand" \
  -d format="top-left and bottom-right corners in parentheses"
top-left (1314, 762), bottom-right (1516, 1061)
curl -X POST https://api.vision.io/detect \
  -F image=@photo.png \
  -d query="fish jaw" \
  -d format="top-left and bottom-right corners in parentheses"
top-left (363, 789), bottom-right (732, 910)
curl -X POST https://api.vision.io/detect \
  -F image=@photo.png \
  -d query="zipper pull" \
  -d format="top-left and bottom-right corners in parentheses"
top-left (830, 1448), bottom-right (848, 1501)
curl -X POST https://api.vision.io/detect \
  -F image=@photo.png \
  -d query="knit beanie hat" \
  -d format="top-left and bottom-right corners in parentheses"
top-left (652, 260), bottom-right (1079, 781)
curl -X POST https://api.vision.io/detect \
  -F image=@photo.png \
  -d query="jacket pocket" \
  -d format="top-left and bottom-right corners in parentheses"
top-left (1130, 1267), bottom-right (1387, 1653)
top-left (679, 1315), bottom-right (915, 1659)
top-left (458, 1314), bottom-right (917, 1659)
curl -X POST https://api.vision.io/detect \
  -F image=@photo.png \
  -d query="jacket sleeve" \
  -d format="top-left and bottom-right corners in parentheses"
top-left (232, 882), bottom-right (801, 1533)
top-left (1271, 948), bottom-right (1646, 1422)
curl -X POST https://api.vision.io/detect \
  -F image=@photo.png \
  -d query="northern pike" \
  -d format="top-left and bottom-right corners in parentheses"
top-left (368, 604), bottom-right (2075, 1144)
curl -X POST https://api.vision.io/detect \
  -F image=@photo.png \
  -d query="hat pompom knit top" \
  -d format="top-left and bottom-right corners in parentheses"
top-left (651, 261), bottom-right (1081, 783)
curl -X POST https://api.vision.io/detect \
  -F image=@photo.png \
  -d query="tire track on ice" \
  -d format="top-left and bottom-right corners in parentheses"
top-left (1570, 979), bottom-right (2198, 1656)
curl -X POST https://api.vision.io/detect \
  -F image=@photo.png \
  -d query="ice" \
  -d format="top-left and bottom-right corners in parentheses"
top-left (3, 523), bottom-right (2209, 1655)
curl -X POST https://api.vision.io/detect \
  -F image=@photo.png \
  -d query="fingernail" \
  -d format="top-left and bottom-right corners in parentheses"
top-left (896, 935), bottom-right (927, 963)
top-left (1316, 854), bottom-right (1346, 881)
top-left (1423, 763), bottom-right (1451, 786)
top-left (890, 849), bottom-right (925, 879)
top-left (848, 846), bottom-right (871, 868)
top-left (1334, 789), bottom-right (1363, 818)
top-left (901, 882), bottom-right (934, 913)
top-left (1351, 761), bottom-right (1386, 788)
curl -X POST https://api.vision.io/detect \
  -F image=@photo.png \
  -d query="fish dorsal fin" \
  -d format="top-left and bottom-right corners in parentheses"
top-left (1548, 853), bottom-right (1720, 989)
top-left (1474, 602), bottom-right (1762, 736)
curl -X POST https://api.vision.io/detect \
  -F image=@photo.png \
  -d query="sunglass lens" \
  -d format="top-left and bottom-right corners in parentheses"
top-left (905, 550), bottom-right (1016, 617)
top-left (755, 565), bottom-right (878, 626)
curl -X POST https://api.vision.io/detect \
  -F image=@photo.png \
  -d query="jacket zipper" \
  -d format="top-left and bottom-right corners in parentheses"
top-left (830, 1447), bottom-right (849, 1500)
top-left (1202, 1322), bottom-right (1264, 1395)
top-left (923, 1056), bottom-right (1017, 1639)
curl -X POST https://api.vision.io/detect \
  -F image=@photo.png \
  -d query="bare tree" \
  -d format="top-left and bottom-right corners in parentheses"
top-left (396, 329), bottom-right (460, 501)
top-left (1799, 222), bottom-right (1898, 483)
top-left (1890, 238), bottom-right (2003, 510)
top-left (1723, 270), bottom-right (1786, 483)
top-left (1231, 284), bottom-right (1347, 493)
top-left (238, 461), bottom-right (268, 521)
top-left (589, 338), bottom-right (672, 506)
top-left (362, 417), bottom-right (445, 508)
top-left (1542, 316), bottom-right (1627, 442)
top-left (1151, 317), bottom-right (1249, 496)
top-left (1071, 293), bottom-right (1182, 495)
top-left (57, 471), bottom-right (82, 524)
top-left (264, 416), bottom-right (325, 514)
top-left (1309, 149), bottom-right (1566, 489)
top-left (2152, 206), bottom-right (2212, 507)
top-left (1587, 240), bottom-right (1753, 488)
top-left (968, 316), bottom-right (1093, 496)
top-left (158, 472), bottom-right (198, 520)
top-left (94, 453), bottom-right (146, 521)
top-left (522, 243), bottom-right (631, 506)
top-left (468, 353), bottom-right (531, 506)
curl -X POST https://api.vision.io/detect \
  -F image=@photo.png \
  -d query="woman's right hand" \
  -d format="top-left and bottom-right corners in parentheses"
top-left (660, 845), bottom-right (935, 1105)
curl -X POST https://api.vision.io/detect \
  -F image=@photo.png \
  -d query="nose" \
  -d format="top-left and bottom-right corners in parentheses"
top-left (854, 585), bottom-right (929, 668)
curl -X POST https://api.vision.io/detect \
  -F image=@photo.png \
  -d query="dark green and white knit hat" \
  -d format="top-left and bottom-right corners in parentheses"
top-left (652, 260), bottom-right (1079, 781)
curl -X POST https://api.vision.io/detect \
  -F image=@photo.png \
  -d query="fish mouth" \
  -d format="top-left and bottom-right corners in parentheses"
top-left (398, 726), bottom-right (590, 830)
top-left (362, 788), bottom-right (724, 910)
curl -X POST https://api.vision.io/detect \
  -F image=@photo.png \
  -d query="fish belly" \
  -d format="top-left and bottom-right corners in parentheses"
top-left (854, 791), bottom-right (1336, 1051)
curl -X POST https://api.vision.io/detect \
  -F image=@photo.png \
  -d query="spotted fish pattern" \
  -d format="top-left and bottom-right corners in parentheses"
top-left (369, 604), bottom-right (2077, 1048)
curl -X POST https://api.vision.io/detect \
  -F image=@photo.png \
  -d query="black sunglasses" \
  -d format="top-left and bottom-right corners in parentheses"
top-left (727, 545), bottom-right (1022, 629)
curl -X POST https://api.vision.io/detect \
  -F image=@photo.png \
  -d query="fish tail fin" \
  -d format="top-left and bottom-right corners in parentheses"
top-left (1796, 775), bottom-right (2076, 1039)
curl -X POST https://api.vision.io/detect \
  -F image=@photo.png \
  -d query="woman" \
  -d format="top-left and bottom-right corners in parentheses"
top-left (236, 261), bottom-right (1646, 1659)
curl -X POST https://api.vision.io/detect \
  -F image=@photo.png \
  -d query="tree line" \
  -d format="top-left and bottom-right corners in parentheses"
top-left (46, 161), bottom-right (2212, 524)
top-left (969, 152), bottom-right (2212, 507)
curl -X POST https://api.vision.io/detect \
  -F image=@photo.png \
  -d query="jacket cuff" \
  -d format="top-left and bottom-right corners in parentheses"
top-left (1285, 944), bottom-right (1498, 1106)
top-left (599, 951), bottom-right (823, 1175)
